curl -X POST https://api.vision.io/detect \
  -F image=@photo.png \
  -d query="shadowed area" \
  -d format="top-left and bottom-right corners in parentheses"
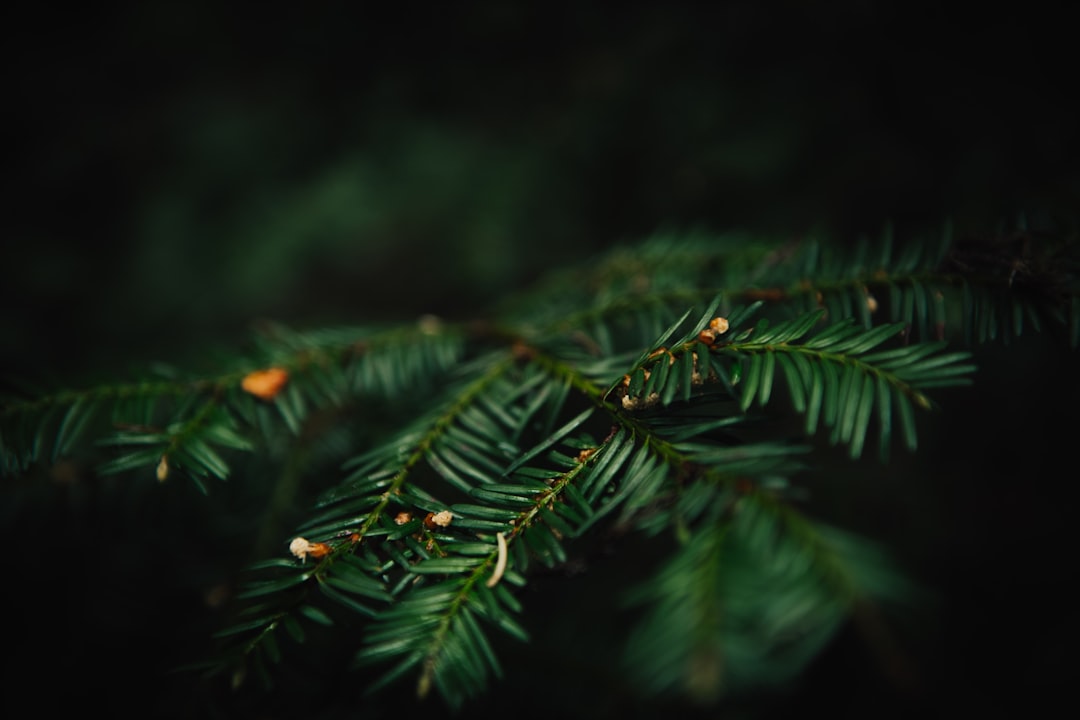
top-left (2, 2), bottom-right (1077, 718)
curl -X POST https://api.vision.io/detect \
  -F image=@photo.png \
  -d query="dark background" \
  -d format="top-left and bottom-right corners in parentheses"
top-left (2, 2), bottom-right (1077, 718)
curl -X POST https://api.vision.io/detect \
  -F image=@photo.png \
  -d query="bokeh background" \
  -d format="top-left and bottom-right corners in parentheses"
top-left (2, 2), bottom-right (1077, 718)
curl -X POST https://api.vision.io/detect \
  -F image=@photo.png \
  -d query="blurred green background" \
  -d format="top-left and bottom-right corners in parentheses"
top-left (2, 2), bottom-right (1077, 718)
top-left (5, 2), bottom-right (1076, 375)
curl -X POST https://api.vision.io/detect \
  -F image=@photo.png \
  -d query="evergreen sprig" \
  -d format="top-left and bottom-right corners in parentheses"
top-left (0, 321), bottom-right (465, 485)
top-left (2, 223), bottom-right (1076, 712)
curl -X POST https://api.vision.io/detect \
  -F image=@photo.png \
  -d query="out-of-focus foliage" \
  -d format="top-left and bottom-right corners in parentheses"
top-left (2, 2), bottom-right (1077, 718)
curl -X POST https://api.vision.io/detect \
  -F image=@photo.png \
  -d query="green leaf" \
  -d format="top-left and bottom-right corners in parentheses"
top-left (834, 363), bottom-right (859, 445)
top-left (739, 353), bottom-right (761, 412)
top-left (503, 407), bottom-right (594, 475)
top-left (582, 429), bottom-right (634, 502)
top-left (758, 351), bottom-right (775, 407)
top-left (468, 487), bottom-right (537, 507)
top-left (236, 571), bottom-right (312, 599)
top-left (326, 560), bottom-right (394, 602)
top-left (275, 383), bottom-right (307, 435)
top-left (896, 392), bottom-right (918, 452)
top-left (848, 374), bottom-right (876, 459)
top-left (454, 517), bottom-right (517, 531)
top-left (426, 450), bottom-right (478, 494)
top-left (828, 322), bottom-right (903, 355)
top-left (54, 398), bottom-right (97, 460)
top-left (212, 614), bottom-right (282, 638)
top-left (183, 437), bottom-right (230, 480)
top-left (450, 503), bottom-right (520, 521)
top-left (459, 606), bottom-right (502, 679)
top-left (319, 583), bottom-right (379, 617)
top-left (649, 307), bottom-right (696, 357)
top-left (282, 615), bottom-right (306, 643)
top-left (776, 353), bottom-right (806, 412)
top-left (298, 605), bottom-right (334, 626)
top-left (96, 447), bottom-right (165, 477)
top-left (411, 557), bottom-right (485, 575)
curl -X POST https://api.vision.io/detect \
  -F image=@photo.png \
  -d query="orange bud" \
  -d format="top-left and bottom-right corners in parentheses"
top-left (242, 367), bottom-right (289, 400)
top-left (289, 536), bottom-right (332, 562)
top-left (307, 542), bottom-right (332, 559)
top-left (424, 510), bottom-right (453, 529)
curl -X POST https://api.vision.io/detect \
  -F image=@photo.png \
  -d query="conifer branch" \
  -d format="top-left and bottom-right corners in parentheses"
top-left (0, 320), bottom-right (467, 482)
top-left (623, 485), bottom-right (911, 702)
top-left (4, 223), bottom-right (1077, 712)
top-left (206, 355), bottom-right (517, 680)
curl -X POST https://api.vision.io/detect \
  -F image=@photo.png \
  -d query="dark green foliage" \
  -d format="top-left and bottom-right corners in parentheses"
top-left (2, 224), bottom-right (1077, 713)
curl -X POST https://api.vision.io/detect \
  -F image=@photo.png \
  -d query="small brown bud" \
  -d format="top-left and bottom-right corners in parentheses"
top-left (417, 314), bottom-right (442, 335)
top-left (424, 510), bottom-right (453, 529)
top-left (242, 367), bottom-right (289, 400)
top-left (289, 537), bottom-right (332, 562)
